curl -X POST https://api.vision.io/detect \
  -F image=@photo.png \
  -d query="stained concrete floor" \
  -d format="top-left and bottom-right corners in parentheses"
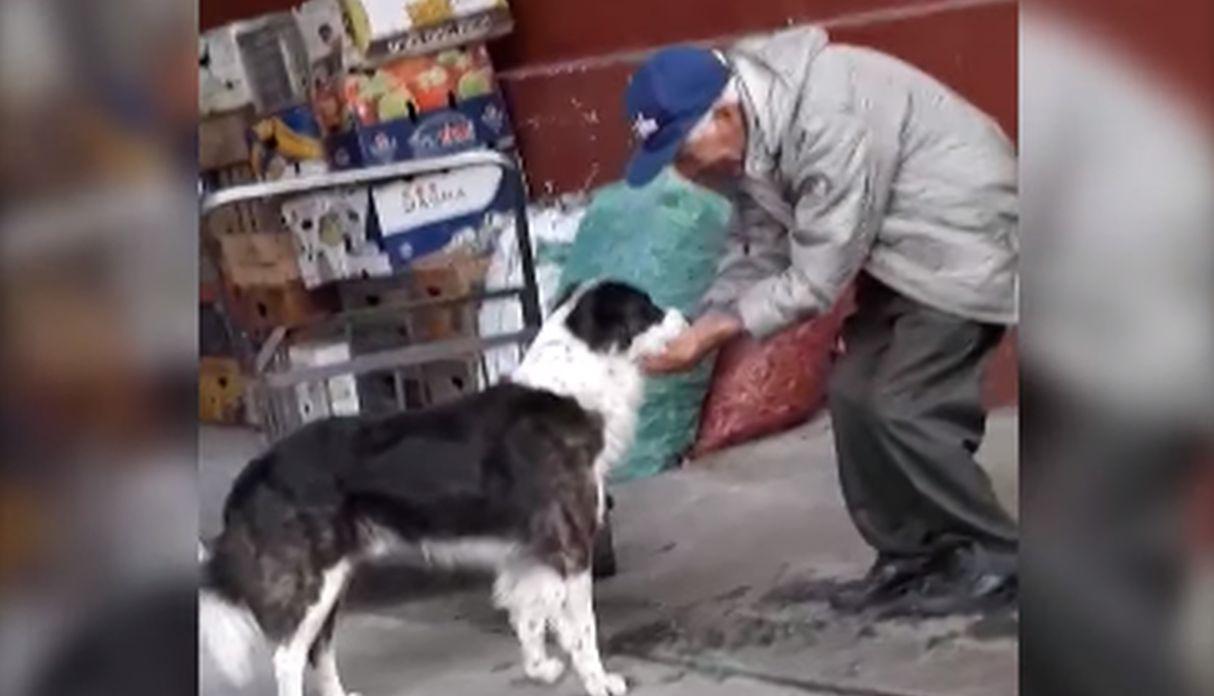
top-left (200, 410), bottom-right (1018, 696)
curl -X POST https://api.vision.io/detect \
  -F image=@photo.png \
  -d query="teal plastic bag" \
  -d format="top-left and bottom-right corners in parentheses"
top-left (557, 169), bottom-right (733, 481)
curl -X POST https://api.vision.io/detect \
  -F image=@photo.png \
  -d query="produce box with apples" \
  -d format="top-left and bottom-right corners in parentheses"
top-left (323, 44), bottom-right (514, 169)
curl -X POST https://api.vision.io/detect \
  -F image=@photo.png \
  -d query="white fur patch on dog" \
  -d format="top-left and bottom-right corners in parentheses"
top-left (358, 520), bottom-right (521, 570)
top-left (199, 590), bottom-right (262, 687)
top-left (419, 538), bottom-right (521, 569)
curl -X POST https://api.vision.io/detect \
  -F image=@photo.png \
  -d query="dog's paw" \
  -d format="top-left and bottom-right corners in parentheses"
top-left (584, 672), bottom-right (628, 696)
top-left (602, 672), bottom-right (628, 695)
top-left (524, 657), bottom-right (566, 684)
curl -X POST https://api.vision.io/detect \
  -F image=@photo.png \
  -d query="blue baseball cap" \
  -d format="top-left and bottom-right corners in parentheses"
top-left (624, 46), bottom-right (730, 187)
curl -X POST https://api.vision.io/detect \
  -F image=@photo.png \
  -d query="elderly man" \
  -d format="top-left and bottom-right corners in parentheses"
top-left (628, 27), bottom-right (1018, 616)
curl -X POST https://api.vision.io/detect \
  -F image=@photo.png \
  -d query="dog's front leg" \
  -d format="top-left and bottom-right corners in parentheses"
top-left (554, 571), bottom-right (627, 696)
top-left (273, 646), bottom-right (307, 696)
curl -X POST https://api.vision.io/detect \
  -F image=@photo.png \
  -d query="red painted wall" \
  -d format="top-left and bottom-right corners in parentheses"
top-left (492, 0), bottom-right (1017, 195)
top-left (490, 0), bottom-right (947, 68)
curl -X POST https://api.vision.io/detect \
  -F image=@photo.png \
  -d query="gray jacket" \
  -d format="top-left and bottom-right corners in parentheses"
top-left (702, 27), bottom-right (1018, 336)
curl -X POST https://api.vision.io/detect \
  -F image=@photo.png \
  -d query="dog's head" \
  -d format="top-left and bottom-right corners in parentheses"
top-left (554, 281), bottom-right (687, 360)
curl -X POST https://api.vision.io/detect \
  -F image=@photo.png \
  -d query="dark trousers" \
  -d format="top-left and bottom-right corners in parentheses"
top-left (827, 274), bottom-right (1018, 563)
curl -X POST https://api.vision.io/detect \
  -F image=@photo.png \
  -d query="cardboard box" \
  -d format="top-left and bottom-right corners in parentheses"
top-left (418, 358), bottom-right (478, 405)
top-left (369, 161), bottom-right (513, 266)
top-left (227, 281), bottom-right (326, 334)
top-left (337, 274), bottom-right (413, 311)
top-left (342, 45), bottom-right (497, 125)
top-left (296, 0), bottom-right (363, 136)
top-left (321, 44), bottom-right (512, 169)
top-left (200, 110), bottom-right (254, 171)
top-left (217, 233), bottom-right (302, 288)
top-left (354, 369), bottom-right (424, 414)
top-left (205, 200), bottom-right (278, 237)
top-left (200, 27), bottom-right (254, 116)
top-left (200, 301), bottom-right (236, 356)
top-left (280, 188), bottom-right (393, 288)
top-left (200, 357), bottom-right (246, 424)
top-left (287, 340), bottom-right (361, 421)
top-left (295, 0), bottom-right (350, 64)
top-left (406, 249), bottom-right (488, 339)
top-left (204, 164), bottom-right (278, 237)
top-left (342, 0), bottom-right (512, 62)
top-left (326, 93), bottom-right (512, 169)
top-left (202, 13), bottom-right (318, 117)
top-left (233, 12), bottom-right (312, 116)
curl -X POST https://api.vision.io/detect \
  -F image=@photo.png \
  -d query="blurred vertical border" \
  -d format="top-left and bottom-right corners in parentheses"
top-left (1, 0), bottom-right (199, 694)
top-left (1020, 1), bottom-right (1213, 696)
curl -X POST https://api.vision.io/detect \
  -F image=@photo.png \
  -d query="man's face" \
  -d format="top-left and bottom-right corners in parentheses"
top-left (674, 102), bottom-right (747, 190)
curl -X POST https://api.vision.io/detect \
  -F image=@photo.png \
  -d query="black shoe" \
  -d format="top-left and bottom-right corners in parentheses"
top-left (830, 555), bottom-right (934, 613)
top-left (880, 545), bottom-right (1017, 618)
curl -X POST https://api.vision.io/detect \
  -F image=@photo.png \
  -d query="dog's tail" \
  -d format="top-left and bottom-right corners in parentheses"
top-left (198, 541), bottom-right (261, 688)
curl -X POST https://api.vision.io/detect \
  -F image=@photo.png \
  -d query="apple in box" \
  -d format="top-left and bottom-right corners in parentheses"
top-left (435, 45), bottom-right (495, 100)
top-left (341, 45), bottom-right (494, 127)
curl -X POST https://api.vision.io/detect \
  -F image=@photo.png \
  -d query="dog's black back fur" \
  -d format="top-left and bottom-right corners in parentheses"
top-left (205, 383), bottom-right (604, 640)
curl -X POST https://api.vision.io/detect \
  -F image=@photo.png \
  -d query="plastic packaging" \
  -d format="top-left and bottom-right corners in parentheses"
top-left (558, 170), bottom-right (733, 481)
top-left (690, 299), bottom-right (849, 458)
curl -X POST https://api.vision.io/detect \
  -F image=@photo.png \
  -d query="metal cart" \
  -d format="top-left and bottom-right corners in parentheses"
top-left (200, 149), bottom-right (542, 440)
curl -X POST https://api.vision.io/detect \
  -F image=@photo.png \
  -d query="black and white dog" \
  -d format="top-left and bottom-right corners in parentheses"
top-left (200, 281), bottom-right (687, 696)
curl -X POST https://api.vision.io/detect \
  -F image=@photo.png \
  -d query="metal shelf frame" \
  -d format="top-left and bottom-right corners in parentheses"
top-left (200, 149), bottom-right (542, 436)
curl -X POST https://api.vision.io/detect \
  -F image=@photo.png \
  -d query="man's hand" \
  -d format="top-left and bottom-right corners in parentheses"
top-left (642, 312), bottom-right (743, 375)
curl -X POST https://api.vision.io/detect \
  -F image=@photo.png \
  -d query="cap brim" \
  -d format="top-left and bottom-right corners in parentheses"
top-left (624, 116), bottom-right (697, 188)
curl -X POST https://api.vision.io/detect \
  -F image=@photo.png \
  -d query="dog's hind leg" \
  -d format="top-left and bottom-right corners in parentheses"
top-left (494, 563), bottom-right (567, 684)
top-left (273, 561), bottom-right (353, 696)
top-left (553, 570), bottom-right (627, 696)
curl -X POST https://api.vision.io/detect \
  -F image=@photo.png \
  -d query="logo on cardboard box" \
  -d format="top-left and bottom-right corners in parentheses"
top-left (409, 111), bottom-right (477, 157)
top-left (481, 102), bottom-right (504, 133)
top-left (368, 131), bottom-right (398, 162)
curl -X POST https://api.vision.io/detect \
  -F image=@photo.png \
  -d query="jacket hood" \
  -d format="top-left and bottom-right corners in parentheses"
top-left (727, 26), bottom-right (829, 175)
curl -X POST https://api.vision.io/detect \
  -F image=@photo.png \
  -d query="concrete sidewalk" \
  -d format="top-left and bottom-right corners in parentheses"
top-left (200, 411), bottom-right (1018, 696)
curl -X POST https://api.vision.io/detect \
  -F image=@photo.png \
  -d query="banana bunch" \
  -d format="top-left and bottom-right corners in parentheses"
top-left (251, 116), bottom-right (325, 161)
